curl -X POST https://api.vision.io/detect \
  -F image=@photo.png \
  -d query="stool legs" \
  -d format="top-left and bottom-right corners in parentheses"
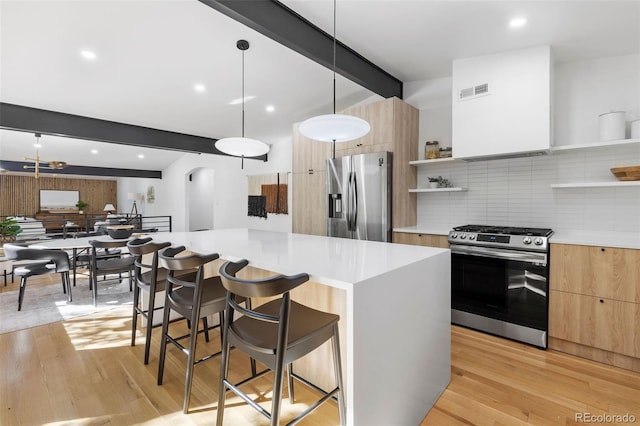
top-left (17, 277), bottom-right (27, 311)
top-left (332, 324), bottom-right (346, 426)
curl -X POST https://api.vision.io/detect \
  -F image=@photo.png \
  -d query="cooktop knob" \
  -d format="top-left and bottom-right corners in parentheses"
top-left (451, 233), bottom-right (458, 239)
top-left (469, 234), bottom-right (476, 240)
top-left (534, 237), bottom-right (544, 245)
top-left (459, 233), bottom-right (467, 239)
top-left (523, 237), bottom-right (532, 245)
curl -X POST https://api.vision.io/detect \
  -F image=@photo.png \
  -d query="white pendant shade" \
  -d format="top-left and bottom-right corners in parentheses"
top-left (215, 137), bottom-right (270, 157)
top-left (299, 113), bottom-right (371, 142)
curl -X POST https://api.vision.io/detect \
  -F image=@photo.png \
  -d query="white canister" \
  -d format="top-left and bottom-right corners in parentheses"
top-left (631, 119), bottom-right (640, 139)
top-left (599, 111), bottom-right (626, 141)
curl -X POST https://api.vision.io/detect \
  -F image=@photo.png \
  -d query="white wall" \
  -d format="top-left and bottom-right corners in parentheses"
top-left (404, 54), bottom-right (640, 234)
top-left (555, 54), bottom-right (640, 146)
top-left (117, 135), bottom-right (292, 233)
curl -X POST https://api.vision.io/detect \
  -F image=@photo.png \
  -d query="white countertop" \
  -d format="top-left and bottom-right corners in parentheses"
top-left (34, 229), bottom-right (448, 290)
top-left (155, 229), bottom-right (448, 290)
top-left (550, 230), bottom-right (640, 249)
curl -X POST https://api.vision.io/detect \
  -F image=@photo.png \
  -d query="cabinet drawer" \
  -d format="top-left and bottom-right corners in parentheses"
top-left (393, 232), bottom-right (449, 249)
top-left (550, 243), bottom-right (640, 303)
top-left (549, 290), bottom-right (640, 358)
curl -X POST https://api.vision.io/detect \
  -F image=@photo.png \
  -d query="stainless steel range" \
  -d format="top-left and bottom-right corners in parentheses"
top-left (448, 224), bottom-right (553, 348)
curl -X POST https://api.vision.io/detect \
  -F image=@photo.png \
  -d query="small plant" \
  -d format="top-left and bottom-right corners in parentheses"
top-left (427, 176), bottom-right (453, 188)
top-left (76, 200), bottom-right (89, 211)
top-left (0, 217), bottom-right (22, 242)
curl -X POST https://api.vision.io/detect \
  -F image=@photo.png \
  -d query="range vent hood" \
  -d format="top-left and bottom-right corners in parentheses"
top-left (452, 45), bottom-right (553, 160)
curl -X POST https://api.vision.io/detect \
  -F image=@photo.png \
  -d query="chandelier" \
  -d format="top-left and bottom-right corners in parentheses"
top-left (23, 133), bottom-right (69, 179)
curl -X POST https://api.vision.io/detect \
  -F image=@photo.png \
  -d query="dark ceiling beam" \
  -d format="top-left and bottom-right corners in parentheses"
top-left (0, 160), bottom-right (162, 179)
top-left (0, 103), bottom-right (268, 161)
top-left (199, 0), bottom-right (403, 99)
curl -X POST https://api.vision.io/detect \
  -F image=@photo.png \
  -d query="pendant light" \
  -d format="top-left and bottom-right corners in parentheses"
top-left (215, 39), bottom-right (270, 169)
top-left (298, 0), bottom-right (370, 158)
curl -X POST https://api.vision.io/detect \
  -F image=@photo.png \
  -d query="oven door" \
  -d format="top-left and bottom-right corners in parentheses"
top-left (451, 244), bottom-right (549, 331)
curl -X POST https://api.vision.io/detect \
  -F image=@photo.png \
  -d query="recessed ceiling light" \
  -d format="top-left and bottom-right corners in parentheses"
top-left (138, 154), bottom-right (144, 159)
top-left (91, 149), bottom-right (98, 154)
top-left (229, 95), bottom-right (256, 105)
top-left (509, 17), bottom-right (527, 28)
top-left (266, 105), bottom-right (275, 113)
top-left (80, 49), bottom-right (97, 60)
top-left (194, 84), bottom-right (206, 93)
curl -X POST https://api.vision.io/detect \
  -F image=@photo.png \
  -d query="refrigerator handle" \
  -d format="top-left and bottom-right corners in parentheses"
top-left (351, 171), bottom-right (358, 230)
top-left (347, 172), bottom-right (353, 231)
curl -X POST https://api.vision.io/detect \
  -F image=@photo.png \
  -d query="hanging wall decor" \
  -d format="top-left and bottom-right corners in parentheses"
top-left (247, 173), bottom-right (288, 218)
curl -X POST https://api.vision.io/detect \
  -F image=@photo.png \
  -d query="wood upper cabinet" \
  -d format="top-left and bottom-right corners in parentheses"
top-left (335, 98), bottom-right (395, 152)
top-left (549, 243), bottom-right (640, 358)
top-left (292, 97), bottom-right (418, 236)
top-left (392, 232), bottom-right (449, 249)
top-left (292, 123), bottom-right (331, 174)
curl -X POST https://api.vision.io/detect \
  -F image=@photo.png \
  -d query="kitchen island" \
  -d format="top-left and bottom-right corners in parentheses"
top-left (35, 228), bottom-right (451, 424)
top-left (155, 228), bottom-right (451, 425)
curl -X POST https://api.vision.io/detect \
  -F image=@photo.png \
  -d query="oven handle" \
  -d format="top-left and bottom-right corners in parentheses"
top-left (450, 244), bottom-right (547, 265)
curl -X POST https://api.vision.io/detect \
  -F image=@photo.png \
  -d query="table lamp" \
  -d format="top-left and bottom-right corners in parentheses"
top-left (103, 203), bottom-right (116, 214)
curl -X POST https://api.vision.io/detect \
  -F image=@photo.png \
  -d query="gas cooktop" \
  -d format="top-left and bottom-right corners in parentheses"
top-left (449, 224), bottom-right (554, 251)
top-left (452, 225), bottom-right (553, 237)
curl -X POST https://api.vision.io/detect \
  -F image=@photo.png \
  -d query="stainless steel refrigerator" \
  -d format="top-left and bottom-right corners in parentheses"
top-left (326, 151), bottom-right (392, 242)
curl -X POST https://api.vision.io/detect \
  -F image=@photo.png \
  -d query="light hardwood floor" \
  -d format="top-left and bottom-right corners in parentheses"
top-left (2, 275), bottom-right (639, 425)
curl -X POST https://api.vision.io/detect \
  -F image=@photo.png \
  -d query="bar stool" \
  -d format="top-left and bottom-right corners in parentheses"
top-left (217, 259), bottom-right (346, 426)
top-left (157, 246), bottom-right (229, 414)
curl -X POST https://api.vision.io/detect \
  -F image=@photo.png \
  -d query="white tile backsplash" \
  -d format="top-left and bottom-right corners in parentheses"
top-left (416, 143), bottom-right (640, 233)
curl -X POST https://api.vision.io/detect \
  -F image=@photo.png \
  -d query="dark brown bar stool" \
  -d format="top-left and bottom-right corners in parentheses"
top-left (157, 246), bottom-right (229, 414)
top-left (126, 237), bottom-right (167, 364)
top-left (217, 259), bottom-right (346, 426)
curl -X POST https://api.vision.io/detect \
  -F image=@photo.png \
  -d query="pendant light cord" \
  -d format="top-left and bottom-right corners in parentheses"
top-left (332, 0), bottom-right (336, 115)
top-left (242, 47), bottom-right (245, 139)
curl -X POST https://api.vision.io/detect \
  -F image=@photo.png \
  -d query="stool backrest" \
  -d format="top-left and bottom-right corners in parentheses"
top-left (127, 238), bottom-right (165, 285)
top-left (158, 246), bottom-right (219, 305)
top-left (218, 259), bottom-right (309, 299)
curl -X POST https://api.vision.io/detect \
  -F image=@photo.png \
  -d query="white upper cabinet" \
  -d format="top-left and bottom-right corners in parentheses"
top-left (452, 45), bottom-right (552, 159)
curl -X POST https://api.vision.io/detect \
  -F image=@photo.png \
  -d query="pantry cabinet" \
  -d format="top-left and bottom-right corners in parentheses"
top-left (549, 243), bottom-right (640, 366)
top-left (292, 97), bottom-right (418, 235)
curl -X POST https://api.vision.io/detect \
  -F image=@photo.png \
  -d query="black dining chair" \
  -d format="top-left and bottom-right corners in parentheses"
top-left (9, 247), bottom-right (72, 311)
top-left (88, 239), bottom-right (135, 307)
top-left (217, 259), bottom-right (346, 426)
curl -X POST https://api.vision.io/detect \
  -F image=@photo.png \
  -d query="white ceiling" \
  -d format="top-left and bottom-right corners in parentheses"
top-left (1, 0), bottom-right (638, 173)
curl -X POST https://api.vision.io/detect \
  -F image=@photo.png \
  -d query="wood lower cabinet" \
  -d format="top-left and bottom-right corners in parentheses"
top-left (549, 243), bottom-right (640, 370)
top-left (392, 232), bottom-right (449, 248)
top-left (292, 97), bottom-right (418, 236)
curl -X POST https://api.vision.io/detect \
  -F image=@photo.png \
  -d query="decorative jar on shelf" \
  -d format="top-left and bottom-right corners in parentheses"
top-left (439, 147), bottom-right (452, 158)
top-left (424, 141), bottom-right (439, 159)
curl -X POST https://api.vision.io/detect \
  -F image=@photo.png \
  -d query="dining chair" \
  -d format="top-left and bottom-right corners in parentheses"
top-left (9, 247), bottom-right (72, 311)
top-left (217, 259), bottom-right (346, 426)
top-left (88, 239), bottom-right (135, 307)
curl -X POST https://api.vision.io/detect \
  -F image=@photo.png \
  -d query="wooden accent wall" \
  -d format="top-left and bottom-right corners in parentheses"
top-left (0, 175), bottom-right (117, 217)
